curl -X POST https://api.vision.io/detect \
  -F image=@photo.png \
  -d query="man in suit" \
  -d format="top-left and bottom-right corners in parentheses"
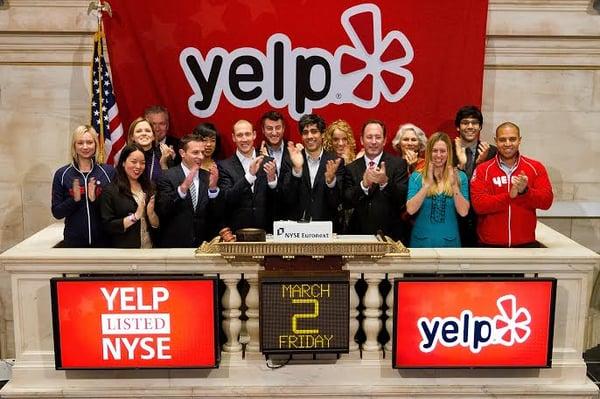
top-left (344, 120), bottom-right (408, 241)
top-left (218, 119), bottom-right (278, 233)
top-left (144, 105), bottom-right (181, 166)
top-left (284, 114), bottom-right (344, 227)
top-left (155, 134), bottom-right (220, 247)
top-left (453, 105), bottom-right (497, 246)
top-left (260, 110), bottom-right (292, 221)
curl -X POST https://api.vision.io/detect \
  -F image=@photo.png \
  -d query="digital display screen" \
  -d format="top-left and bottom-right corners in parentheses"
top-left (260, 272), bottom-right (349, 354)
top-left (393, 278), bottom-right (556, 368)
top-left (51, 276), bottom-right (219, 369)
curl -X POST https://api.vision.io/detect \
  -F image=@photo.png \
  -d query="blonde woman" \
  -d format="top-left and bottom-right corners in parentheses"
top-left (51, 125), bottom-right (115, 247)
top-left (323, 119), bottom-right (357, 164)
top-left (406, 132), bottom-right (469, 247)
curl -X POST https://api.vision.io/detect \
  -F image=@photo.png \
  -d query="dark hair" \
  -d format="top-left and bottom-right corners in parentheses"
top-left (298, 114), bottom-right (326, 133)
top-left (191, 122), bottom-right (221, 155)
top-left (180, 133), bottom-right (205, 152)
top-left (454, 105), bottom-right (483, 127)
top-left (361, 119), bottom-right (387, 137)
top-left (261, 110), bottom-right (284, 127)
top-left (114, 143), bottom-right (154, 199)
top-left (143, 105), bottom-right (169, 119)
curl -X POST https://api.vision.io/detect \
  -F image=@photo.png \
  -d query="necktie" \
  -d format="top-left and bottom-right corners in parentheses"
top-left (465, 147), bottom-right (474, 174)
top-left (189, 180), bottom-right (198, 211)
top-left (368, 160), bottom-right (375, 168)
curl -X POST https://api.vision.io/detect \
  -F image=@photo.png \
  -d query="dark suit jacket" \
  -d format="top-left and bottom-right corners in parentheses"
top-left (343, 152), bottom-right (408, 240)
top-left (282, 149), bottom-right (345, 228)
top-left (155, 165), bottom-right (217, 247)
top-left (266, 142), bottom-right (294, 222)
top-left (218, 153), bottom-right (275, 233)
top-left (99, 183), bottom-right (156, 248)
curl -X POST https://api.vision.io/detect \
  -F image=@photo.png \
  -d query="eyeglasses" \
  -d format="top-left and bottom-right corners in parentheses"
top-left (302, 128), bottom-right (321, 135)
top-left (460, 119), bottom-right (480, 127)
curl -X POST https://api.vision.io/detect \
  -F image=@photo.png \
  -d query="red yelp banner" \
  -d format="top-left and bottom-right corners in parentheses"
top-left (104, 1), bottom-right (488, 156)
top-left (51, 278), bottom-right (218, 369)
top-left (393, 279), bottom-right (556, 368)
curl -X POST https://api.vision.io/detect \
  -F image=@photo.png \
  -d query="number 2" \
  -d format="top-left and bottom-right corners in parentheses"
top-left (292, 299), bottom-right (319, 334)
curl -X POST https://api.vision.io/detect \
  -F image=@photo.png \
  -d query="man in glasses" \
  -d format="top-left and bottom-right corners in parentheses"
top-left (453, 105), bottom-right (497, 247)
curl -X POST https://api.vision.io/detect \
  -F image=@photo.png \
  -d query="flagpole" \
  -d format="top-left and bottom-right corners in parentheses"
top-left (88, 1), bottom-right (112, 163)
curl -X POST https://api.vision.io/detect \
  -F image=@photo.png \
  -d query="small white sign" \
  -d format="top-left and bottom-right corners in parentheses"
top-left (273, 221), bottom-right (333, 241)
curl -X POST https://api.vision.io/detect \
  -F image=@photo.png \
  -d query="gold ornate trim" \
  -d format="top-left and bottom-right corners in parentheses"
top-left (195, 235), bottom-right (410, 260)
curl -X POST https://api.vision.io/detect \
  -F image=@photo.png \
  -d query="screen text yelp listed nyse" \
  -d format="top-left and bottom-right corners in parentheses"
top-left (100, 286), bottom-right (172, 361)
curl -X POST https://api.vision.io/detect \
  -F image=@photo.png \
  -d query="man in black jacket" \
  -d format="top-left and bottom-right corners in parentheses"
top-left (156, 134), bottom-right (220, 247)
top-left (283, 114), bottom-right (344, 227)
top-left (453, 105), bottom-right (497, 246)
top-left (218, 119), bottom-right (278, 233)
top-left (260, 110), bottom-right (292, 221)
top-left (344, 120), bottom-right (408, 241)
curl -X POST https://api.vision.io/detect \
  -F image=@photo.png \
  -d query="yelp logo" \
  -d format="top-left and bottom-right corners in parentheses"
top-left (417, 295), bottom-right (531, 354)
top-left (179, 3), bottom-right (413, 120)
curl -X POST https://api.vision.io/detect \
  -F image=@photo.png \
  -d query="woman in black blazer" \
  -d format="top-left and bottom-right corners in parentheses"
top-left (100, 144), bottom-right (159, 248)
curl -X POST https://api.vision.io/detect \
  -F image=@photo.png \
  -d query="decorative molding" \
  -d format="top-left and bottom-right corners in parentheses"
top-left (0, 33), bottom-right (92, 64)
top-left (6, 0), bottom-right (89, 7)
top-left (485, 36), bottom-right (600, 68)
top-left (489, 0), bottom-right (591, 12)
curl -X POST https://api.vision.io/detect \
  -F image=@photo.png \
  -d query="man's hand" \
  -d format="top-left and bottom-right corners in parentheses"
top-left (371, 162), bottom-right (388, 185)
top-left (180, 163), bottom-right (200, 194)
top-left (249, 155), bottom-right (264, 176)
top-left (475, 141), bottom-right (491, 164)
top-left (324, 158), bottom-right (341, 185)
top-left (259, 140), bottom-right (268, 157)
top-left (509, 172), bottom-right (529, 198)
top-left (208, 164), bottom-right (219, 189)
top-left (362, 161), bottom-right (376, 188)
top-left (287, 141), bottom-right (304, 173)
top-left (454, 137), bottom-right (467, 169)
top-left (263, 159), bottom-right (277, 183)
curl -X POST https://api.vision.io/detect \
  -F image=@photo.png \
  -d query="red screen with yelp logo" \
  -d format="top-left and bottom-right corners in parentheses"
top-left (393, 279), bottom-right (556, 368)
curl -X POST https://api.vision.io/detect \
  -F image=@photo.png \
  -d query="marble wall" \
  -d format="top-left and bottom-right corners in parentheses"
top-left (0, 0), bottom-right (598, 358)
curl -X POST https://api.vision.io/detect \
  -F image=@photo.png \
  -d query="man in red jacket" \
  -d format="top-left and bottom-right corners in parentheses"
top-left (470, 122), bottom-right (553, 247)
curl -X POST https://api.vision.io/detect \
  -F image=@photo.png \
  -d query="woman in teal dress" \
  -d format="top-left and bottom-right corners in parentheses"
top-left (406, 132), bottom-right (470, 247)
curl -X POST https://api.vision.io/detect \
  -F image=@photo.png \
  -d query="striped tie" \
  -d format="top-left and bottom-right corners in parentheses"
top-left (189, 180), bottom-right (198, 211)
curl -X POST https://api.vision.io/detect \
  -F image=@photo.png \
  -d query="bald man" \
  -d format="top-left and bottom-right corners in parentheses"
top-left (217, 119), bottom-right (278, 233)
top-left (470, 122), bottom-right (553, 247)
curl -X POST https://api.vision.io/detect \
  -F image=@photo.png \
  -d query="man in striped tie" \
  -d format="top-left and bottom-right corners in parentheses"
top-left (156, 134), bottom-right (220, 247)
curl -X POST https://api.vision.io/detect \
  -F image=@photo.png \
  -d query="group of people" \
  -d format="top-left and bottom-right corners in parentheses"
top-left (51, 105), bottom-right (554, 249)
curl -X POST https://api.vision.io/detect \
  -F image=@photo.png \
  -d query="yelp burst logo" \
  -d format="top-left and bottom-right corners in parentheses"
top-left (418, 295), bottom-right (532, 354)
top-left (180, 3), bottom-right (414, 120)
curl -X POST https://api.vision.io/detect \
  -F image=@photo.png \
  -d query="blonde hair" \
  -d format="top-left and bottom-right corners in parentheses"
top-left (127, 117), bottom-right (156, 146)
top-left (323, 119), bottom-right (356, 161)
top-left (70, 125), bottom-right (99, 163)
top-left (422, 132), bottom-right (458, 197)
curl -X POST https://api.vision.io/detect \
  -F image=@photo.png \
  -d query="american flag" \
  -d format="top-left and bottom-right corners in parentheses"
top-left (90, 30), bottom-right (125, 165)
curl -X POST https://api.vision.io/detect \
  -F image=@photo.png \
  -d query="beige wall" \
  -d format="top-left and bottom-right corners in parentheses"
top-left (0, 0), bottom-right (599, 358)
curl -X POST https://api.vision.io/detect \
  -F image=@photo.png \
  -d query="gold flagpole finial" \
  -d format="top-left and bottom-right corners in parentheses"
top-left (88, 0), bottom-right (112, 30)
